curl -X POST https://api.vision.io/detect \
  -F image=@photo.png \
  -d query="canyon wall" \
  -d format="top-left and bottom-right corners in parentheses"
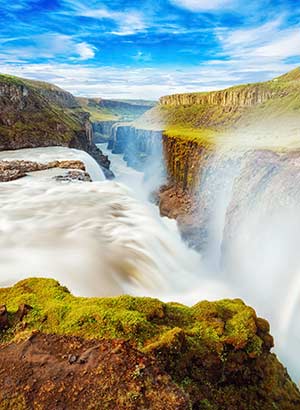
top-left (160, 84), bottom-right (277, 107)
top-left (107, 123), bottom-right (163, 171)
top-left (92, 120), bottom-right (119, 143)
top-left (156, 68), bottom-right (300, 248)
top-left (0, 75), bottom-right (112, 176)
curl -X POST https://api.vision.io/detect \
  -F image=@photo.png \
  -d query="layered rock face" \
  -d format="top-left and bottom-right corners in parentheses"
top-left (156, 68), bottom-right (300, 248)
top-left (0, 75), bottom-right (112, 175)
top-left (0, 278), bottom-right (299, 410)
top-left (0, 159), bottom-right (89, 182)
top-left (108, 123), bottom-right (163, 171)
top-left (92, 120), bottom-right (119, 143)
top-left (160, 84), bottom-right (276, 107)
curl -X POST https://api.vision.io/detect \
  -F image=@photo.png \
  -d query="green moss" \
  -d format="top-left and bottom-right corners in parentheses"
top-left (0, 278), bottom-right (260, 351)
top-left (1, 278), bottom-right (299, 409)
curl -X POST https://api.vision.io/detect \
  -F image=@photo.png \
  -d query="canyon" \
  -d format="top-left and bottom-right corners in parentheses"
top-left (1, 69), bottom-right (300, 409)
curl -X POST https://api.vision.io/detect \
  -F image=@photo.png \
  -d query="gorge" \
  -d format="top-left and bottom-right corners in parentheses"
top-left (1, 70), bottom-right (300, 409)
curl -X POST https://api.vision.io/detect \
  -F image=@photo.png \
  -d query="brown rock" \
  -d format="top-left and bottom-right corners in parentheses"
top-left (0, 305), bottom-right (8, 331)
top-left (0, 333), bottom-right (190, 410)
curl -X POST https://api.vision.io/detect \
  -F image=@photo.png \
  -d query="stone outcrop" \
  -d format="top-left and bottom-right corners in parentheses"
top-left (0, 74), bottom-right (112, 176)
top-left (0, 159), bottom-right (88, 182)
top-left (0, 277), bottom-right (299, 410)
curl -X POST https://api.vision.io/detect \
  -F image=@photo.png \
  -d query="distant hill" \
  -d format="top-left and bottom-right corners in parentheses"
top-left (77, 97), bottom-right (156, 122)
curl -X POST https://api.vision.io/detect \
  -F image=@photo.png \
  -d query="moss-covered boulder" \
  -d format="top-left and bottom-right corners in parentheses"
top-left (0, 278), bottom-right (299, 409)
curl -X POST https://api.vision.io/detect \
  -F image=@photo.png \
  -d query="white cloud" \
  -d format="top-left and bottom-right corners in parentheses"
top-left (0, 33), bottom-right (96, 61)
top-left (67, 3), bottom-right (147, 36)
top-left (215, 18), bottom-right (300, 72)
top-left (170, 0), bottom-right (234, 11)
top-left (75, 42), bottom-right (96, 60)
top-left (254, 30), bottom-right (300, 58)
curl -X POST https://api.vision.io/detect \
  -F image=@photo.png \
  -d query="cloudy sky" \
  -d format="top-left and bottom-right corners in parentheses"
top-left (0, 0), bottom-right (300, 99)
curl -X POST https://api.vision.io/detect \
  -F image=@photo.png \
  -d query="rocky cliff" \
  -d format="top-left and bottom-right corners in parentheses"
top-left (0, 74), bottom-right (112, 176)
top-left (160, 83), bottom-right (276, 107)
top-left (92, 120), bottom-right (119, 143)
top-left (77, 97), bottom-right (156, 146)
top-left (0, 278), bottom-right (299, 410)
top-left (107, 122), bottom-right (163, 171)
top-left (155, 68), bottom-right (300, 247)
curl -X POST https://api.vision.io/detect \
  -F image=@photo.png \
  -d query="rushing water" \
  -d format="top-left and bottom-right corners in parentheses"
top-left (0, 146), bottom-right (230, 303)
top-left (0, 144), bottom-right (299, 381)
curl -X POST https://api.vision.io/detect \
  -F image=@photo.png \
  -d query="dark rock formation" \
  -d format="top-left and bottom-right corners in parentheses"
top-left (0, 305), bottom-right (8, 331)
top-left (54, 170), bottom-right (92, 182)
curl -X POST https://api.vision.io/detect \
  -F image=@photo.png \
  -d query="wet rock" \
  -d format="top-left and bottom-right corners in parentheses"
top-left (15, 304), bottom-right (33, 322)
top-left (0, 160), bottom-right (88, 182)
top-left (0, 305), bottom-right (8, 331)
top-left (54, 170), bottom-right (92, 182)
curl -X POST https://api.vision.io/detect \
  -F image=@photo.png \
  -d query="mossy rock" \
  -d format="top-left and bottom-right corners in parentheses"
top-left (0, 278), bottom-right (299, 409)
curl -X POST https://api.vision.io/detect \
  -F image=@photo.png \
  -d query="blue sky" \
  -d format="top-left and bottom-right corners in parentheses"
top-left (0, 0), bottom-right (300, 99)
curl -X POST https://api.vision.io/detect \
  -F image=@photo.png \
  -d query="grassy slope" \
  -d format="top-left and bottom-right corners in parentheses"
top-left (0, 74), bottom-right (84, 148)
top-left (76, 98), bottom-right (120, 121)
top-left (77, 97), bottom-right (156, 122)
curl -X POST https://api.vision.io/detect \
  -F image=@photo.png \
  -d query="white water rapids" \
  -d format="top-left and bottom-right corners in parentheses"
top-left (0, 144), bottom-right (299, 381)
top-left (0, 146), bottom-right (228, 302)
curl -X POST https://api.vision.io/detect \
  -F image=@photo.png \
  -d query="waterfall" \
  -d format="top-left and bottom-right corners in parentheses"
top-left (0, 146), bottom-right (232, 304)
top-left (194, 144), bottom-right (300, 381)
top-left (1, 143), bottom-right (299, 380)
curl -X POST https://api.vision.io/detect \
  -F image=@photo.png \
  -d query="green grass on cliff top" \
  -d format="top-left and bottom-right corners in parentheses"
top-left (0, 277), bottom-right (264, 360)
top-left (76, 98), bottom-right (120, 121)
top-left (0, 73), bottom-right (64, 92)
top-left (135, 67), bottom-right (300, 147)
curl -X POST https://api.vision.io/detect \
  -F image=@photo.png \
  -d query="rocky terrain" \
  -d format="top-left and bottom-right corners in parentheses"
top-left (0, 74), bottom-right (113, 177)
top-left (0, 159), bottom-right (88, 182)
top-left (0, 278), bottom-right (299, 409)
